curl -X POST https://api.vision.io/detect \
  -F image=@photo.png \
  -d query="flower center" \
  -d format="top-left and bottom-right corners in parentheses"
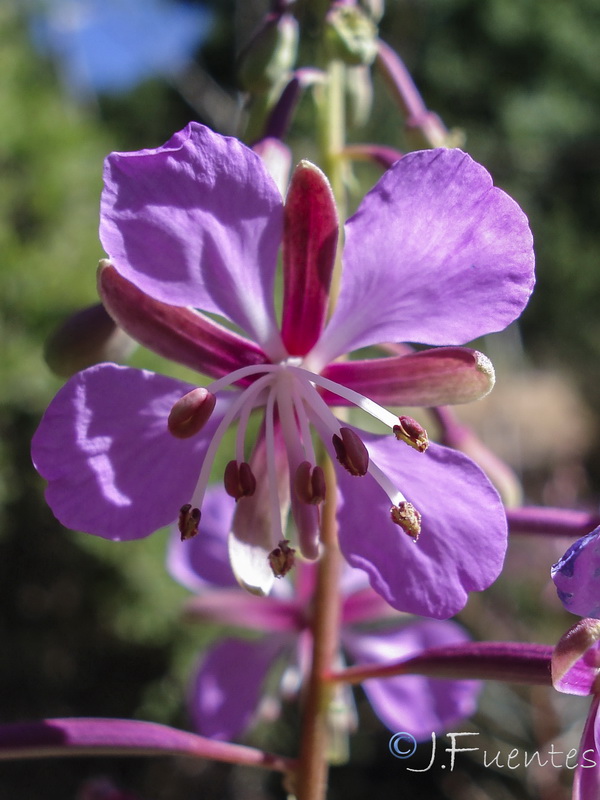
top-left (169, 360), bottom-right (426, 555)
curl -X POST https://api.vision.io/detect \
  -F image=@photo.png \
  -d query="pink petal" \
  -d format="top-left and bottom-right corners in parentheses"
top-left (100, 123), bottom-right (285, 354)
top-left (0, 717), bottom-right (293, 771)
top-left (321, 347), bottom-right (495, 407)
top-left (281, 161), bottom-right (338, 356)
top-left (99, 263), bottom-right (270, 381)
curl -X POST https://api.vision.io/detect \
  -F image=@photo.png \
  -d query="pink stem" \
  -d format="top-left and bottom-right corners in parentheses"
top-left (0, 718), bottom-right (295, 774)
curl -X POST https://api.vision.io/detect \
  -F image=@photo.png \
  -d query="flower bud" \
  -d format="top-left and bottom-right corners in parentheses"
top-left (345, 64), bottom-right (373, 128)
top-left (361, 0), bottom-right (385, 24)
top-left (238, 13), bottom-right (298, 93)
top-left (167, 388), bottom-right (216, 439)
top-left (44, 303), bottom-right (136, 378)
top-left (552, 619), bottom-right (600, 696)
top-left (325, 5), bottom-right (378, 66)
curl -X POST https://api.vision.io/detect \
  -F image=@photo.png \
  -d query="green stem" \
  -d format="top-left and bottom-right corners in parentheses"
top-left (319, 58), bottom-right (347, 314)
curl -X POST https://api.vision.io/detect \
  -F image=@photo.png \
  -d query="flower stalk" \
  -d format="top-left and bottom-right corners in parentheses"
top-left (508, 506), bottom-right (600, 538)
top-left (326, 642), bottom-right (554, 687)
top-left (0, 718), bottom-right (296, 774)
top-left (296, 457), bottom-right (344, 800)
top-left (295, 42), bottom-right (350, 799)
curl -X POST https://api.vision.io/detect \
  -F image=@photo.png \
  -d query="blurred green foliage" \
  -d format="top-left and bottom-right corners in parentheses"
top-left (1, 0), bottom-right (600, 797)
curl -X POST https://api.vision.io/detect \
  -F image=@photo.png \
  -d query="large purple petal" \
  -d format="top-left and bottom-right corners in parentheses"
top-left (573, 697), bottom-right (600, 800)
top-left (314, 148), bottom-right (534, 362)
top-left (100, 122), bottom-right (285, 353)
top-left (552, 527), bottom-right (600, 618)
top-left (336, 433), bottom-right (507, 617)
top-left (343, 620), bottom-right (480, 739)
top-left (190, 637), bottom-right (289, 740)
top-left (32, 364), bottom-right (221, 540)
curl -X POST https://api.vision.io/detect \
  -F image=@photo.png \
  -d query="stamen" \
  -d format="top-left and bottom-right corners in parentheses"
top-left (332, 427), bottom-right (369, 476)
top-left (178, 503), bottom-right (201, 541)
top-left (367, 460), bottom-right (408, 508)
top-left (290, 382), bottom-right (317, 465)
top-left (168, 388), bottom-right (216, 439)
top-left (291, 375), bottom-right (411, 516)
top-left (276, 369), bottom-right (307, 471)
top-left (288, 365), bottom-right (399, 429)
top-left (268, 539), bottom-right (296, 578)
top-left (205, 363), bottom-right (279, 395)
top-left (189, 373), bottom-right (273, 513)
top-left (265, 386), bottom-right (285, 543)
top-left (275, 372), bottom-right (321, 560)
top-left (224, 460), bottom-right (257, 500)
top-left (295, 461), bottom-right (326, 504)
top-left (235, 384), bottom-right (258, 464)
top-left (391, 502), bottom-right (422, 541)
top-left (393, 415), bottom-right (429, 453)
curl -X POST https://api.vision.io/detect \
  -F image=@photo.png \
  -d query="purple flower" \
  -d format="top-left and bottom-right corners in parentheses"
top-left (168, 487), bottom-right (481, 742)
top-left (552, 620), bottom-right (600, 799)
top-left (32, 122), bottom-right (535, 616)
top-left (573, 696), bottom-right (600, 800)
top-left (552, 527), bottom-right (600, 618)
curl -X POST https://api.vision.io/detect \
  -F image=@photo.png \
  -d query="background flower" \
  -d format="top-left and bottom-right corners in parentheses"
top-left (552, 527), bottom-right (600, 618)
top-left (168, 487), bottom-right (481, 742)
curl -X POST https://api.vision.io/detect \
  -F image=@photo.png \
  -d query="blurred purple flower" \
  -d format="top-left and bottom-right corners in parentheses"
top-left (32, 123), bottom-right (535, 617)
top-left (552, 620), bottom-right (600, 799)
top-left (28, 0), bottom-right (212, 97)
top-left (77, 777), bottom-right (145, 800)
top-left (573, 696), bottom-right (600, 800)
top-left (552, 527), bottom-right (600, 618)
top-left (168, 487), bottom-right (481, 742)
